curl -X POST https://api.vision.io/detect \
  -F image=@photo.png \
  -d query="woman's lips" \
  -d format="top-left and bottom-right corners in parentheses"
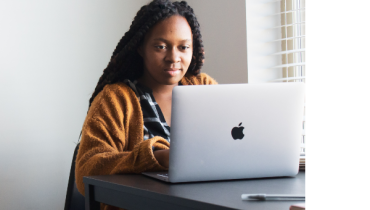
top-left (164, 68), bottom-right (181, 76)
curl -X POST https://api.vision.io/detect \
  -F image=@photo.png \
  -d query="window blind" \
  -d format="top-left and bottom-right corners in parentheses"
top-left (271, 0), bottom-right (306, 154)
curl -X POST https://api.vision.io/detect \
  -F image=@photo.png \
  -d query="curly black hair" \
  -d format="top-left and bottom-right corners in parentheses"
top-left (88, 0), bottom-right (205, 109)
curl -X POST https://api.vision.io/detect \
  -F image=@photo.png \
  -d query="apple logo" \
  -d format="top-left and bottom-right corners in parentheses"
top-left (231, 122), bottom-right (245, 140)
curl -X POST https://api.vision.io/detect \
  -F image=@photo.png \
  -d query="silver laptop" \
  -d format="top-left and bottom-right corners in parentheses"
top-left (143, 83), bottom-right (305, 183)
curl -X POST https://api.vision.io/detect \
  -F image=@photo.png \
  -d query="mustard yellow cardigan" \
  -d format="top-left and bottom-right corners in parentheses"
top-left (75, 73), bottom-right (217, 210)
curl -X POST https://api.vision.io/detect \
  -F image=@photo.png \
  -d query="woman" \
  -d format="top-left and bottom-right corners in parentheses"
top-left (75, 0), bottom-right (217, 209)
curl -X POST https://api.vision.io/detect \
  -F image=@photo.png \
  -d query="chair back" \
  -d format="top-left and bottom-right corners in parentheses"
top-left (64, 143), bottom-right (85, 210)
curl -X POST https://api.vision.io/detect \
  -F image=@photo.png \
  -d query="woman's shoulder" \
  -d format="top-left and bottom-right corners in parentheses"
top-left (87, 82), bottom-right (138, 118)
top-left (94, 82), bottom-right (136, 103)
top-left (181, 73), bottom-right (218, 85)
top-left (103, 82), bottom-right (134, 95)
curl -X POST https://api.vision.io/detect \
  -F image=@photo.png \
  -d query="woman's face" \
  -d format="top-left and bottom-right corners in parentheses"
top-left (138, 15), bottom-right (193, 86)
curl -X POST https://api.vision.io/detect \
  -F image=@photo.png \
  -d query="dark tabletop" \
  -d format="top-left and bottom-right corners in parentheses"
top-left (84, 172), bottom-right (305, 210)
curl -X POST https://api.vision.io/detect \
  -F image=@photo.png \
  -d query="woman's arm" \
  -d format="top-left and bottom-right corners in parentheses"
top-left (75, 84), bottom-right (170, 195)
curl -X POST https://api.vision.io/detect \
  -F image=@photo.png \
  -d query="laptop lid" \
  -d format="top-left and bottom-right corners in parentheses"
top-left (168, 83), bottom-right (305, 183)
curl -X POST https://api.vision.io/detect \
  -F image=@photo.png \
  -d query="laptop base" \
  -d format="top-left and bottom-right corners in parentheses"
top-left (142, 171), bottom-right (169, 182)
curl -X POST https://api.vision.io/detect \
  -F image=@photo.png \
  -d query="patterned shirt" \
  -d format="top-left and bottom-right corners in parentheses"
top-left (124, 79), bottom-right (172, 143)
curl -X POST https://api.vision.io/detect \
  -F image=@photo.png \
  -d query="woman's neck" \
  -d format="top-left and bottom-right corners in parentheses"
top-left (137, 74), bottom-right (178, 96)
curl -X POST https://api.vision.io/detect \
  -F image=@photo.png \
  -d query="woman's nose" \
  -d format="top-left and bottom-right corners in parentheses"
top-left (165, 48), bottom-right (181, 63)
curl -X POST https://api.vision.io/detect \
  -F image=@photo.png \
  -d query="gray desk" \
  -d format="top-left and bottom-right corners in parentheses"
top-left (83, 172), bottom-right (305, 210)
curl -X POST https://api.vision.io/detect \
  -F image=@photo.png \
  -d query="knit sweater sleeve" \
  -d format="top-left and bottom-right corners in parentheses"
top-left (75, 84), bottom-right (169, 196)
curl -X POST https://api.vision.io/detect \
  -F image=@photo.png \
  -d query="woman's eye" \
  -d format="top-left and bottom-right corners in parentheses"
top-left (181, 46), bottom-right (190, 50)
top-left (156, 45), bottom-right (166, 50)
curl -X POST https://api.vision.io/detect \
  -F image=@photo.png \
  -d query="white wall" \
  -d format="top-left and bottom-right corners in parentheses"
top-left (0, 1), bottom-right (148, 209)
top-left (0, 0), bottom-right (247, 209)
top-left (185, 0), bottom-right (248, 84)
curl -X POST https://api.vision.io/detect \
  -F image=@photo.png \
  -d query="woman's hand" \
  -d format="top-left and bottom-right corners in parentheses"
top-left (153, 149), bottom-right (170, 168)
